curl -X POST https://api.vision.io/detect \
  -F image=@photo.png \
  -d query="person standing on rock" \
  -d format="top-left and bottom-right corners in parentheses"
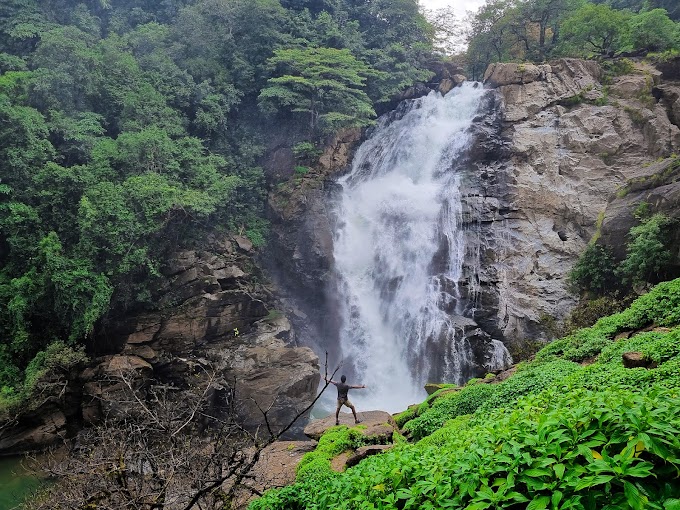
top-left (325, 374), bottom-right (366, 425)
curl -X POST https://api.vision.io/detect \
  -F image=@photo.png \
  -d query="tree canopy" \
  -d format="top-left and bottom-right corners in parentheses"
top-left (465, 0), bottom-right (680, 78)
top-left (0, 0), bottom-right (435, 403)
top-left (259, 47), bottom-right (381, 134)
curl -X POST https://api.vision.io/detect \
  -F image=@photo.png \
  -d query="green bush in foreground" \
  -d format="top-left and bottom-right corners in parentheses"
top-left (251, 278), bottom-right (680, 510)
top-left (403, 383), bottom-right (497, 440)
top-left (295, 426), bottom-right (369, 484)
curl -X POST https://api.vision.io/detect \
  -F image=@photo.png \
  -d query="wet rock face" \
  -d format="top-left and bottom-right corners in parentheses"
top-left (264, 129), bottom-right (362, 356)
top-left (468, 58), bottom-right (680, 349)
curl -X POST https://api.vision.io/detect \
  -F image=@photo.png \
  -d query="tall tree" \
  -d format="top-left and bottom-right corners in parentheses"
top-left (561, 2), bottom-right (631, 55)
top-left (629, 8), bottom-right (678, 52)
top-left (258, 46), bottom-right (380, 135)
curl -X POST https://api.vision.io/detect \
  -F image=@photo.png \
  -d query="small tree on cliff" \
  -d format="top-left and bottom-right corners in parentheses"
top-left (258, 47), bottom-right (381, 136)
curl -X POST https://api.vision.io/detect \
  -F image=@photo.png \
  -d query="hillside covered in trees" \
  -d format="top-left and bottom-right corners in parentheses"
top-left (0, 0), bottom-right (435, 409)
top-left (465, 0), bottom-right (680, 78)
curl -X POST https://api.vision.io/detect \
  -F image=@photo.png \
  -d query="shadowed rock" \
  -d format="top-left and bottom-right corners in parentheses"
top-left (345, 444), bottom-right (393, 468)
top-left (622, 352), bottom-right (655, 369)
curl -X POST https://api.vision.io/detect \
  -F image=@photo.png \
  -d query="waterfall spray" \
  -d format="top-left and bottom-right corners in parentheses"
top-left (331, 84), bottom-right (511, 413)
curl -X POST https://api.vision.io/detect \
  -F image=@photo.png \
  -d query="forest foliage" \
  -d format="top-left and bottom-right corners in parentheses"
top-left (0, 0), bottom-right (435, 406)
top-left (464, 0), bottom-right (680, 78)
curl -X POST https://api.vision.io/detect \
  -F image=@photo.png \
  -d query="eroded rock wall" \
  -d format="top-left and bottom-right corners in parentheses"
top-left (1, 236), bottom-right (320, 454)
top-left (470, 58), bottom-right (680, 349)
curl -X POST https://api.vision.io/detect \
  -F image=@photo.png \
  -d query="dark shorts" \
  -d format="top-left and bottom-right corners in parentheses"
top-left (336, 397), bottom-right (353, 411)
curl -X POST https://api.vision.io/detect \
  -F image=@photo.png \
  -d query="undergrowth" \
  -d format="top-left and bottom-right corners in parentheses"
top-left (250, 278), bottom-right (680, 510)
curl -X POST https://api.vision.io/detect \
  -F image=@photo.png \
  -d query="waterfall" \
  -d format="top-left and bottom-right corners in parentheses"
top-left (330, 83), bottom-right (511, 413)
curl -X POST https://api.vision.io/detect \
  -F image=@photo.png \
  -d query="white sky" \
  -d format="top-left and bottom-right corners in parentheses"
top-left (419, 0), bottom-right (487, 17)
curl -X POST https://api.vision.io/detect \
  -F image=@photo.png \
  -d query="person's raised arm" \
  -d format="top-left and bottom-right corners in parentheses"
top-left (351, 384), bottom-right (366, 389)
top-left (324, 376), bottom-right (338, 385)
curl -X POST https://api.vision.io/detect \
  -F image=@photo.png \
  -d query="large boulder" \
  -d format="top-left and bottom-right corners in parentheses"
top-left (303, 410), bottom-right (397, 442)
top-left (345, 444), bottom-right (393, 468)
top-left (208, 316), bottom-right (320, 434)
top-left (231, 441), bottom-right (317, 510)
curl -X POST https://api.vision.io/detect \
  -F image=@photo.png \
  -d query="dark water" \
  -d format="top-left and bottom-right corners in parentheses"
top-left (0, 456), bottom-right (41, 509)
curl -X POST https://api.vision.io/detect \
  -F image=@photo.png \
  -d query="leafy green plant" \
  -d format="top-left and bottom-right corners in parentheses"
top-left (295, 425), bottom-right (369, 484)
top-left (294, 165), bottom-right (310, 177)
top-left (617, 213), bottom-right (676, 286)
top-left (568, 243), bottom-right (617, 296)
top-left (403, 383), bottom-right (498, 440)
top-left (292, 141), bottom-right (322, 162)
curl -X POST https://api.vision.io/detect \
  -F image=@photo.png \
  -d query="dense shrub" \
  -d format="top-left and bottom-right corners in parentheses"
top-left (567, 243), bottom-right (617, 296)
top-left (617, 213), bottom-right (676, 285)
top-left (564, 295), bottom-right (633, 331)
top-left (251, 279), bottom-right (680, 510)
top-left (403, 383), bottom-right (498, 440)
top-left (536, 278), bottom-right (680, 363)
top-left (478, 359), bottom-right (582, 412)
top-left (0, 341), bottom-right (86, 414)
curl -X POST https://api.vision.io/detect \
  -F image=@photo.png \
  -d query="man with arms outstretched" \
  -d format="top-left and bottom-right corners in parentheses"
top-left (325, 374), bottom-right (366, 425)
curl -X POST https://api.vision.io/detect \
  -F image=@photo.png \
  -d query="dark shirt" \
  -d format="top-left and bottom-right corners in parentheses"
top-left (335, 382), bottom-right (350, 400)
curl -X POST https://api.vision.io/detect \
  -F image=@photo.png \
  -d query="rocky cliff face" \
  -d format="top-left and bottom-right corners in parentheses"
top-left (265, 57), bottom-right (680, 365)
top-left (263, 129), bottom-right (363, 360)
top-left (469, 58), bottom-right (680, 349)
top-left (1, 236), bottom-right (320, 454)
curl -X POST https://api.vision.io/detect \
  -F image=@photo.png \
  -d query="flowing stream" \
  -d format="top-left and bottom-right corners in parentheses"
top-left (330, 83), bottom-right (511, 413)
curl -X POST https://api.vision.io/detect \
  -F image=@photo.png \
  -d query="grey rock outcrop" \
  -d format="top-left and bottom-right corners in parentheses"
top-left (205, 316), bottom-right (320, 432)
top-left (303, 410), bottom-right (397, 441)
top-left (468, 58), bottom-right (680, 349)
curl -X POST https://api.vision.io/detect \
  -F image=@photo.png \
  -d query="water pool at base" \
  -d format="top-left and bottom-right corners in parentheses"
top-left (0, 456), bottom-right (42, 509)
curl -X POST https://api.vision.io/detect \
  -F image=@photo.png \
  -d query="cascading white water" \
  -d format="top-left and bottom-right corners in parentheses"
top-left (331, 83), bottom-right (510, 413)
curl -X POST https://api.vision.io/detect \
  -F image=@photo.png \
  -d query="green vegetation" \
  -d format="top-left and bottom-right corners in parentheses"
top-left (617, 213), bottom-right (677, 286)
top-left (568, 203), bottom-right (677, 297)
top-left (0, 342), bottom-right (86, 412)
top-left (296, 426), bottom-right (369, 484)
top-left (568, 243), bottom-right (617, 296)
top-left (251, 278), bottom-right (680, 510)
top-left (466, 0), bottom-right (680, 79)
top-left (0, 0), bottom-right (435, 410)
top-left (259, 47), bottom-right (381, 135)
